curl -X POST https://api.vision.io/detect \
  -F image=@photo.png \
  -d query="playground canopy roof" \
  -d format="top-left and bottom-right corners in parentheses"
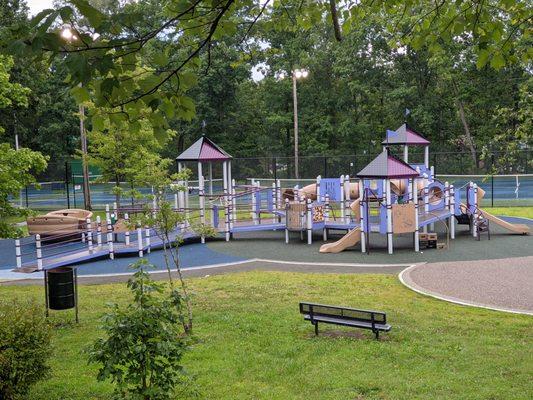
top-left (176, 136), bottom-right (232, 162)
top-left (357, 150), bottom-right (419, 179)
top-left (381, 123), bottom-right (430, 146)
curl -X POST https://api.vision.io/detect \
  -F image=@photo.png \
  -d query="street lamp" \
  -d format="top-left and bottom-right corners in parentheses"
top-left (61, 27), bottom-right (91, 210)
top-left (289, 68), bottom-right (308, 179)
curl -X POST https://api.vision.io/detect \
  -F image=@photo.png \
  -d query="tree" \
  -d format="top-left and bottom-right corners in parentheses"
top-left (89, 260), bottom-right (190, 400)
top-left (0, 55), bottom-right (48, 238)
top-left (88, 113), bottom-right (172, 207)
top-left (7, 0), bottom-right (530, 142)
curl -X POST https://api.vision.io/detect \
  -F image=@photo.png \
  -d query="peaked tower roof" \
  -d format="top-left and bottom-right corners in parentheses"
top-left (176, 136), bottom-right (232, 162)
top-left (381, 124), bottom-right (430, 146)
top-left (357, 149), bottom-right (419, 179)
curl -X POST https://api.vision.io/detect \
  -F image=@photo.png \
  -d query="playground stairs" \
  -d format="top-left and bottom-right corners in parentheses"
top-left (455, 213), bottom-right (471, 225)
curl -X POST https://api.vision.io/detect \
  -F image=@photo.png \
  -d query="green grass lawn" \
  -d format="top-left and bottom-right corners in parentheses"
top-left (3, 272), bottom-right (532, 399)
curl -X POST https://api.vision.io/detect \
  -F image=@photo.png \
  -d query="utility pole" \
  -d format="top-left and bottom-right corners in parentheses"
top-left (79, 97), bottom-right (92, 210)
top-left (291, 68), bottom-right (308, 180)
top-left (292, 73), bottom-right (299, 180)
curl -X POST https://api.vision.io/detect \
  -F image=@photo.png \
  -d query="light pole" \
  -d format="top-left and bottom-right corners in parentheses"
top-left (62, 27), bottom-right (92, 210)
top-left (291, 68), bottom-right (308, 180)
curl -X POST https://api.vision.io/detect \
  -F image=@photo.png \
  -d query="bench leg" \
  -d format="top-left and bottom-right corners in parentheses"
top-left (374, 330), bottom-right (379, 340)
top-left (314, 322), bottom-right (319, 336)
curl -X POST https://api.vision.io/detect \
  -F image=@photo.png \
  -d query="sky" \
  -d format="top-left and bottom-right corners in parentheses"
top-left (27, 0), bottom-right (54, 16)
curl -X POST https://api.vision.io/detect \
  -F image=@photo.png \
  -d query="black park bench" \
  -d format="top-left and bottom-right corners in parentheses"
top-left (299, 302), bottom-right (391, 339)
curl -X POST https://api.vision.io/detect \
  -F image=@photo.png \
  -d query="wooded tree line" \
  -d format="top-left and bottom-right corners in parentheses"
top-left (0, 0), bottom-right (531, 177)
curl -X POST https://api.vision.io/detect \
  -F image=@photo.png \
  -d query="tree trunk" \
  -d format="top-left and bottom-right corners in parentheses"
top-left (452, 80), bottom-right (478, 169)
top-left (329, 0), bottom-right (343, 42)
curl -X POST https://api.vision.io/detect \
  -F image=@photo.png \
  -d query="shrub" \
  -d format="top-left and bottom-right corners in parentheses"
top-left (0, 299), bottom-right (52, 400)
top-left (88, 260), bottom-right (189, 400)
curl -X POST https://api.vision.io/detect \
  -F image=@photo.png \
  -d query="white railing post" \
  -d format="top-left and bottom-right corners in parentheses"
top-left (386, 179), bottom-right (393, 255)
top-left (145, 226), bottom-right (151, 253)
top-left (15, 239), bottom-right (22, 269)
top-left (199, 175), bottom-right (205, 243)
top-left (316, 175), bottom-right (321, 201)
top-left (359, 181), bottom-right (366, 253)
top-left (271, 182), bottom-right (277, 224)
top-left (96, 216), bottom-right (102, 246)
top-left (86, 218), bottom-right (93, 252)
top-left (450, 184), bottom-right (455, 239)
top-left (344, 175), bottom-right (351, 223)
top-left (413, 177), bottom-right (420, 252)
top-left (125, 213), bottom-right (130, 246)
top-left (340, 175), bottom-right (345, 222)
top-left (473, 183), bottom-right (478, 238)
top-left (36, 234), bottom-right (43, 270)
top-left (276, 179), bottom-right (281, 210)
top-left (105, 204), bottom-right (110, 222)
top-left (423, 174), bottom-right (429, 233)
top-left (307, 198), bottom-right (312, 245)
top-left (284, 198), bottom-right (289, 244)
top-left (107, 219), bottom-right (114, 259)
top-left (137, 226), bottom-right (143, 257)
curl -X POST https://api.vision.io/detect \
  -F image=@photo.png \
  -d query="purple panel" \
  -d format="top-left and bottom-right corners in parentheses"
top-left (199, 141), bottom-right (231, 161)
top-left (319, 178), bottom-right (342, 201)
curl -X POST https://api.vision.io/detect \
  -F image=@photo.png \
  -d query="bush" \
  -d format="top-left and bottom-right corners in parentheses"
top-left (0, 300), bottom-right (52, 400)
top-left (88, 260), bottom-right (189, 400)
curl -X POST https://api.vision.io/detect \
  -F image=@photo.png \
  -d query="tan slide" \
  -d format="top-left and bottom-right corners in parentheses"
top-left (479, 209), bottom-right (530, 234)
top-left (461, 186), bottom-right (530, 234)
top-left (319, 228), bottom-right (362, 253)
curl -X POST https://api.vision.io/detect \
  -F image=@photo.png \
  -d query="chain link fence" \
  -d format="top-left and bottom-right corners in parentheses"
top-left (10, 150), bottom-right (533, 210)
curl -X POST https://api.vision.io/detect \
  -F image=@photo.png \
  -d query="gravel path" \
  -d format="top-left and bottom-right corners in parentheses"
top-left (400, 256), bottom-right (533, 315)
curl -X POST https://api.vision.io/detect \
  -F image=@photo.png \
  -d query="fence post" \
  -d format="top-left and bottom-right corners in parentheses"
top-left (25, 186), bottom-right (29, 208)
top-left (272, 156), bottom-right (277, 181)
top-left (323, 157), bottom-right (327, 177)
top-left (65, 161), bottom-right (71, 209)
top-left (491, 174), bottom-right (494, 207)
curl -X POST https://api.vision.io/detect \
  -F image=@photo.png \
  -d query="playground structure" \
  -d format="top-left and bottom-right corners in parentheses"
top-left (11, 127), bottom-right (530, 273)
top-left (27, 209), bottom-right (93, 236)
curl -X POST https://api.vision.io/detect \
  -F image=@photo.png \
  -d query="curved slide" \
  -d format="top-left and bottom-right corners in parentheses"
top-left (462, 186), bottom-right (530, 234)
top-left (319, 228), bottom-right (361, 253)
top-left (479, 209), bottom-right (530, 234)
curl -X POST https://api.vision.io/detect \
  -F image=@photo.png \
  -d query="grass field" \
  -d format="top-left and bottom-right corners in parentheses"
top-left (3, 272), bottom-right (532, 399)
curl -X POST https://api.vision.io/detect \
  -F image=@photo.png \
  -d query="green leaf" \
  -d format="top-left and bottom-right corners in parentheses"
top-left (71, 85), bottom-right (91, 103)
top-left (91, 114), bottom-right (105, 131)
top-left (30, 9), bottom-right (54, 28)
top-left (490, 53), bottom-right (505, 70)
top-left (476, 49), bottom-right (490, 69)
top-left (70, 0), bottom-right (106, 29)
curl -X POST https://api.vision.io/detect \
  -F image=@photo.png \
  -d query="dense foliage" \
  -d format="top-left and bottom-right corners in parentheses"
top-left (88, 261), bottom-right (189, 400)
top-left (0, 299), bottom-right (53, 400)
top-left (0, 53), bottom-right (48, 238)
top-left (0, 0), bottom-right (531, 180)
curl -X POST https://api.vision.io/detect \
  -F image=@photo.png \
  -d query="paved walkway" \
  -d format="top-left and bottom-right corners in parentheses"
top-left (400, 256), bottom-right (533, 315)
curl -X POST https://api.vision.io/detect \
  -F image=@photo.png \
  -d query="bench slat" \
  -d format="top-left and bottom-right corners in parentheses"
top-left (303, 315), bottom-right (391, 331)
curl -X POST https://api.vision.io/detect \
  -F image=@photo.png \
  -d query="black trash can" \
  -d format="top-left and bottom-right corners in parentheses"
top-left (46, 267), bottom-right (76, 310)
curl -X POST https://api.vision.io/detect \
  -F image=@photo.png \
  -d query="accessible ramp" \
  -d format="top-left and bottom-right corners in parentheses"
top-left (319, 228), bottom-right (361, 253)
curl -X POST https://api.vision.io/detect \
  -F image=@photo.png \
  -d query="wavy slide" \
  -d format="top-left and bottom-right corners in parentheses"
top-left (478, 209), bottom-right (530, 234)
top-left (319, 228), bottom-right (361, 253)
top-left (319, 199), bottom-right (362, 253)
top-left (462, 186), bottom-right (530, 234)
